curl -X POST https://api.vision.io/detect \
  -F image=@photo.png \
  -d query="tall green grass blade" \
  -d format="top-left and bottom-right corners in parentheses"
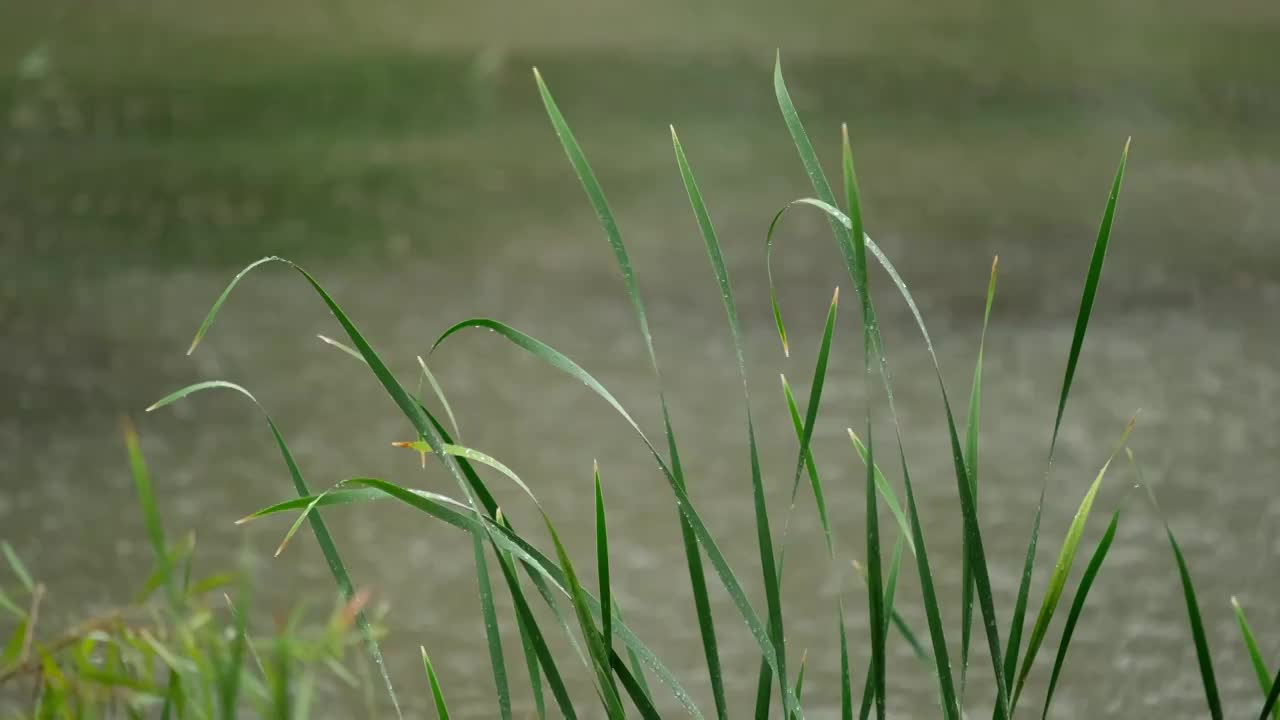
top-left (1008, 140), bottom-right (1130, 696)
top-left (1, 542), bottom-right (33, 593)
top-left (1041, 507), bottom-right (1121, 719)
top-left (864, 425), bottom-right (886, 720)
top-left (673, 127), bottom-right (790, 715)
top-left (617, 606), bottom-right (653, 705)
top-left (840, 602), bottom-right (853, 720)
top-left (1131, 450), bottom-right (1223, 720)
top-left (1232, 597), bottom-right (1277, 720)
top-left (421, 647), bottom-right (450, 720)
top-left (960, 256), bottom-right (998, 695)
top-left (536, 69), bottom-right (730, 719)
top-left (122, 419), bottom-right (175, 609)
top-left (595, 463), bottom-right (612, 678)
top-left (146, 378), bottom-right (399, 719)
top-left (544, 516), bottom-right (625, 718)
top-left (1013, 416), bottom-right (1135, 709)
top-left (1168, 525), bottom-right (1222, 719)
top-left (432, 317), bottom-right (799, 716)
top-left (472, 533), bottom-right (512, 720)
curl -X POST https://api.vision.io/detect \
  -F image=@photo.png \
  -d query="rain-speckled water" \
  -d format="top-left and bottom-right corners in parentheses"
top-left (4, 1), bottom-right (1280, 716)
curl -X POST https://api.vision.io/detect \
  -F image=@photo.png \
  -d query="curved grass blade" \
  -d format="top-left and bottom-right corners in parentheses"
top-left (432, 317), bottom-right (800, 716)
top-left (1041, 506), bottom-right (1121, 719)
top-left (1007, 140), bottom-right (1130, 697)
top-left (1232, 597), bottom-right (1278, 720)
top-left (145, 379), bottom-right (400, 718)
top-left (960, 256), bottom-right (998, 695)
top-left (536, 69), bottom-right (731, 719)
top-left (1012, 416), bottom-right (1136, 709)
top-left (421, 647), bottom-right (450, 720)
top-left (1132, 451), bottom-right (1223, 720)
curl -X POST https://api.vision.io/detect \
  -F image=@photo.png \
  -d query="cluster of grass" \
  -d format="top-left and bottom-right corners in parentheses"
top-left (0, 423), bottom-right (372, 719)
top-left (136, 55), bottom-right (1277, 719)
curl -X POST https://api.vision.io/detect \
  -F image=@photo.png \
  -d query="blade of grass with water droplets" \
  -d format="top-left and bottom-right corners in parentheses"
top-left (537, 70), bottom-right (732, 719)
top-left (146, 379), bottom-right (400, 718)
top-left (960, 256), bottom-right (998, 696)
top-left (1041, 506), bottom-right (1120, 719)
top-left (432, 317), bottom-right (799, 716)
top-left (610, 650), bottom-right (662, 720)
top-left (1012, 416), bottom-right (1136, 709)
top-left (420, 647), bottom-right (449, 719)
top-left (1008, 141), bottom-right (1130, 698)
top-left (1232, 597), bottom-right (1277, 720)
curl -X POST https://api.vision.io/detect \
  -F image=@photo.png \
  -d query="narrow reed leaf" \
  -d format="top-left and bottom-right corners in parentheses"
top-left (846, 432), bottom-right (913, 555)
top-left (960, 256), bottom-right (998, 694)
top-left (1010, 141), bottom-right (1130, 698)
top-left (1262, 668), bottom-right (1280, 720)
top-left (122, 419), bottom-right (173, 608)
top-left (595, 463), bottom-right (612, 674)
top-left (610, 650), bottom-right (662, 720)
top-left (865, 424), bottom-right (886, 720)
top-left (1013, 415), bottom-right (1136, 709)
top-left (536, 70), bottom-right (730, 718)
top-left (421, 647), bottom-right (450, 720)
top-left (472, 533), bottom-right (512, 720)
top-left (1232, 597), bottom-right (1277, 719)
top-left (840, 601), bottom-right (853, 720)
top-left (1041, 507), bottom-right (1121, 719)
top-left (417, 356), bottom-right (461, 439)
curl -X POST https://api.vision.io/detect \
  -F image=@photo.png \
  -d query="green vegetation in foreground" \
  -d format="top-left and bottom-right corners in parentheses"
top-left (0, 422), bottom-right (371, 719)
top-left (101, 57), bottom-right (1280, 718)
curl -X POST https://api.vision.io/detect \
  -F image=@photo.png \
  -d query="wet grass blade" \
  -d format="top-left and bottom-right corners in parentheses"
top-left (1041, 507), bottom-right (1120, 719)
top-left (846, 434), bottom-right (914, 556)
top-left (431, 320), bottom-right (798, 716)
top-left (472, 533), bottom-right (512, 720)
top-left (146, 379), bottom-right (400, 719)
top-left (865, 425), bottom-right (886, 720)
top-left (1008, 140), bottom-right (1129, 696)
top-left (595, 463), bottom-right (612, 680)
top-left (420, 647), bottom-right (450, 719)
top-left (672, 126), bottom-right (789, 715)
top-left (1262, 668), bottom-right (1280, 720)
top-left (610, 649), bottom-right (661, 720)
top-left (536, 68), bottom-right (730, 719)
top-left (960, 256), bottom-right (998, 695)
top-left (1232, 597), bottom-right (1278, 719)
top-left (1013, 416), bottom-right (1136, 709)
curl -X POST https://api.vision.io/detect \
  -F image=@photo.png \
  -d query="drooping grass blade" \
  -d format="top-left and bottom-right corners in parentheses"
top-left (960, 256), bottom-right (998, 696)
top-left (1012, 416), bottom-right (1136, 709)
top-left (535, 69), bottom-right (733, 719)
top-left (1007, 140), bottom-right (1130, 699)
top-left (432, 317), bottom-right (799, 716)
top-left (146, 379), bottom-right (401, 719)
top-left (1232, 597), bottom-right (1278, 720)
top-left (1040, 506), bottom-right (1121, 719)
top-left (421, 647), bottom-right (450, 720)
top-left (672, 126), bottom-right (789, 715)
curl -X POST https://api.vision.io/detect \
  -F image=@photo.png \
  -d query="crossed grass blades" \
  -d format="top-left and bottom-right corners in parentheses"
top-left (140, 56), bottom-right (1274, 719)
